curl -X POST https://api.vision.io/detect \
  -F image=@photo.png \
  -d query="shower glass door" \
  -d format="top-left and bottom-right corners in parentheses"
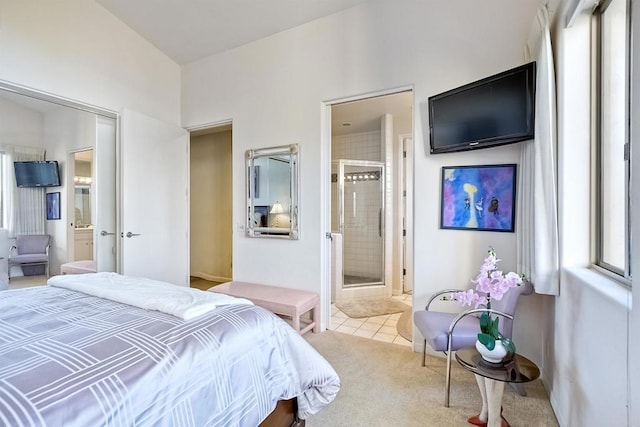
top-left (336, 160), bottom-right (385, 288)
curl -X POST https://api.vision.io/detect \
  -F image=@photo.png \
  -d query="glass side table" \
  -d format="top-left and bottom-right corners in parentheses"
top-left (456, 347), bottom-right (540, 427)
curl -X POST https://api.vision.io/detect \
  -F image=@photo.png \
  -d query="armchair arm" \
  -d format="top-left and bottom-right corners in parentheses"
top-left (425, 289), bottom-right (462, 311)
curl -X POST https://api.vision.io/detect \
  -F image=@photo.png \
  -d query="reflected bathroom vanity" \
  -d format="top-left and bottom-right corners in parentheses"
top-left (74, 150), bottom-right (94, 260)
top-left (246, 144), bottom-right (299, 239)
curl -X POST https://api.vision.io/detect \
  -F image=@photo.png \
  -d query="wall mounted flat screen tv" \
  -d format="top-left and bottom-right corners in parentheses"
top-left (428, 62), bottom-right (536, 154)
top-left (14, 161), bottom-right (61, 187)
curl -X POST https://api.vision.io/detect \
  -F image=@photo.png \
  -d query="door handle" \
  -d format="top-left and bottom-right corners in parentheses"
top-left (100, 230), bottom-right (115, 236)
top-left (124, 232), bottom-right (141, 238)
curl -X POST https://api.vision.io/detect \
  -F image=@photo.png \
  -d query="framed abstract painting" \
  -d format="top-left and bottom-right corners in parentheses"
top-left (46, 192), bottom-right (61, 220)
top-left (440, 164), bottom-right (517, 232)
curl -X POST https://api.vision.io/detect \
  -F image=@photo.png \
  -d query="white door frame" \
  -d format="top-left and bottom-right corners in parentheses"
top-left (399, 134), bottom-right (414, 295)
top-left (320, 86), bottom-right (415, 331)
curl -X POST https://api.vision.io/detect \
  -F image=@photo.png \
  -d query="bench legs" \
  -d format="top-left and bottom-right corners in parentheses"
top-left (296, 304), bottom-right (320, 335)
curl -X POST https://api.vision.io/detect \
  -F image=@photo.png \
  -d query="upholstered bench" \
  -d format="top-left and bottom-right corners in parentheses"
top-left (209, 281), bottom-right (320, 335)
top-left (60, 260), bottom-right (96, 275)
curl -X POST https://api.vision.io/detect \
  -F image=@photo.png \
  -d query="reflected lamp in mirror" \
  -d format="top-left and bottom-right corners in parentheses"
top-left (270, 202), bottom-right (284, 227)
top-left (246, 144), bottom-right (299, 239)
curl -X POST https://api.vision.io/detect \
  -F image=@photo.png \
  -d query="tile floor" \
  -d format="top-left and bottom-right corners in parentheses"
top-left (330, 293), bottom-right (413, 347)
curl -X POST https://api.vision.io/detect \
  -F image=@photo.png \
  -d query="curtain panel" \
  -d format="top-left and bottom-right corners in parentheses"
top-left (517, 5), bottom-right (560, 295)
top-left (2, 145), bottom-right (46, 237)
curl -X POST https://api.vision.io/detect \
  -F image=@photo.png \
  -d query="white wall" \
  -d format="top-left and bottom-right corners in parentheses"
top-left (182, 0), bottom-right (546, 367)
top-left (0, 0), bottom-right (181, 123)
top-left (0, 97), bottom-right (43, 148)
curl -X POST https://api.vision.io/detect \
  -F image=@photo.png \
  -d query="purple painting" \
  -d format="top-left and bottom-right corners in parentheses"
top-left (440, 164), bottom-right (517, 232)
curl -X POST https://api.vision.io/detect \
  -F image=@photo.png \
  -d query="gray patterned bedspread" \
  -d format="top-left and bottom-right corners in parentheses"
top-left (0, 286), bottom-right (340, 426)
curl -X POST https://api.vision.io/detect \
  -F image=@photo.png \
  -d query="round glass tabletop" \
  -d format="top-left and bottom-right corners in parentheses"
top-left (455, 347), bottom-right (540, 384)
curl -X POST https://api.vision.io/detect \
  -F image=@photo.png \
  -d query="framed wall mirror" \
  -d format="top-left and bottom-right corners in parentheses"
top-left (246, 144), bottom-right (299, 239)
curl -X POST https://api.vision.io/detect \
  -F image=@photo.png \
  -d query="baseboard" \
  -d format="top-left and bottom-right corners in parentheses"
top-left (190, 272), bottom-right (231, 283)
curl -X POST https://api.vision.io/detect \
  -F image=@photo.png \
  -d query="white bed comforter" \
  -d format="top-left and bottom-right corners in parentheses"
top-left (0, 283), bottom-right (340, 426)
top-left (48, 272), bottom-right (253, 320)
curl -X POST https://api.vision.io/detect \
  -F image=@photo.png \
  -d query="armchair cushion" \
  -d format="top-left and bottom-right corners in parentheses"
top-left (15, 235), bottom-right (49, 255)
top-left (8, 254), bottom-right (48, 264)
top-left (414, 310), bottom-right (479, 352)
top-left (8, 235), bottom-right (50, 278)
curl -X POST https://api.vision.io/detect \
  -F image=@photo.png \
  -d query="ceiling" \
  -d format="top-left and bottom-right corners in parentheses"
top-left (95, 0), bottom-right (371, 65)
top-left (331, 91), bottom-right (413, 136)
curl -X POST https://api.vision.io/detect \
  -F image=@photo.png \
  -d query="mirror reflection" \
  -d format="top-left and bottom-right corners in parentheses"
top-left (73, 149), bottom-right (94, 262)
top-left (74, 150), bottom-right (93, 229)
top-left (246, 144), bottom-right (299, 239)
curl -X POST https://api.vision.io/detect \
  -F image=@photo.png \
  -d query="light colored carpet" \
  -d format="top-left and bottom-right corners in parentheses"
top-left (397, 308), bottom-right (412, 341)
top-left (335, 298), bottom-right (410, 318)
top-left (304, 331), bottom-right (559, 427)
top-left (8, 275), bottom-right (47, 290)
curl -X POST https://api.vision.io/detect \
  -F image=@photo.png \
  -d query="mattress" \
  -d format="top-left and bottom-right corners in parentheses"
top-left (0, 282), bottom-right (340, 426)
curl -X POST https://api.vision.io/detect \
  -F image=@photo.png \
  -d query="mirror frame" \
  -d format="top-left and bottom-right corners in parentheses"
top-left (246, 144), bottom-right (299, 239)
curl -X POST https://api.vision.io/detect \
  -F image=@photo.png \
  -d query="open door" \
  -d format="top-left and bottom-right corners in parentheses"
top-left (94, 116), bottom-right (117, 272)
top-left (121, 109), bottom-right (189, 286)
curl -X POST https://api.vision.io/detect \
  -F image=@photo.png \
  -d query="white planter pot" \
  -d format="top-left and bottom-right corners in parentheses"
top-left (475, 339), bottom-right (507, 363)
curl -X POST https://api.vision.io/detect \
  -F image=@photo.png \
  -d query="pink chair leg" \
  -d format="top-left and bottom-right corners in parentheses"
top-left (312, 304), bottom-right (319, 333)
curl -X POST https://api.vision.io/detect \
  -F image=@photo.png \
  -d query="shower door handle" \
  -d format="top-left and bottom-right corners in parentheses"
top-left (378, 208), bottom-right (382, 237)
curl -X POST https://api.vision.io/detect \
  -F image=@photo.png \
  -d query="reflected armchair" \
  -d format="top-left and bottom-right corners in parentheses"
top-left (413, 281), bottom-right (532, 407)
top-left (8, 235), bottom-right (50, 280)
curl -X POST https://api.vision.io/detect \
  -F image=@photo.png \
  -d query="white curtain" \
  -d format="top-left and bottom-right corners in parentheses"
top-left (517, 5), bottom-right (560, 295)
top-left (3, 145), bottom-right (46, 237)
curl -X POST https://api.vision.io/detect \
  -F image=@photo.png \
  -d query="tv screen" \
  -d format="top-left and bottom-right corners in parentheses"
top-left (428, 62), bottom-right (536, 154)
top-left (14, 161), bottom-right (61, 187)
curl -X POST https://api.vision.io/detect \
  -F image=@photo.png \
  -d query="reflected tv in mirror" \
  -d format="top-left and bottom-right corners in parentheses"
top-left (14, 161), bottom-right (61, 187)
top-left (428, 62), bottom-right (536, 154)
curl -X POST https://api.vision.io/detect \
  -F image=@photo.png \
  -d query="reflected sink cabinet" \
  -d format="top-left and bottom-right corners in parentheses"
top-left (74, 228), bottom-right (93, 261)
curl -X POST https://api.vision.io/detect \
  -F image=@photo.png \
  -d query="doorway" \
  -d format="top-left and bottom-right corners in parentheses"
top-left (188, 123), bottom-right (233, 290)
top-left (327, 89), bottom-right (414, 344)
top-left (71, 149), bottom-right (94, 261)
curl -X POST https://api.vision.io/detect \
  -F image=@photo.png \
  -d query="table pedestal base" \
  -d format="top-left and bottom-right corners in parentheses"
top-left (468, 374), bottom-right (509, 427)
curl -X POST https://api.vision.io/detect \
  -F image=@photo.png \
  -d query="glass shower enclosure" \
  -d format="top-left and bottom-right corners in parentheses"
top-left (332, 160), bottom-right (385, 288)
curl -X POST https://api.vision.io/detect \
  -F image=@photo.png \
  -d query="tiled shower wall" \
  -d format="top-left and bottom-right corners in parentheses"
top-left (332, 131), bottom-right (381, 162)
top-left (332, 131), bottom-right (383, 283)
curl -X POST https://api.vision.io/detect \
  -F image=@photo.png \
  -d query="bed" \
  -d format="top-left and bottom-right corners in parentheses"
top-left (0, 273), bottom-right (340, 426)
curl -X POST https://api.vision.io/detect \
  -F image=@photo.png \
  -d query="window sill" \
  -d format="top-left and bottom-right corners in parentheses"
top-left (564, 267), bottom-right (631, 309)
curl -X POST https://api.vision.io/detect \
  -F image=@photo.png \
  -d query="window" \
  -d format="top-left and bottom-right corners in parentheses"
top-left (593, 0), bottom-right (631, 279)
